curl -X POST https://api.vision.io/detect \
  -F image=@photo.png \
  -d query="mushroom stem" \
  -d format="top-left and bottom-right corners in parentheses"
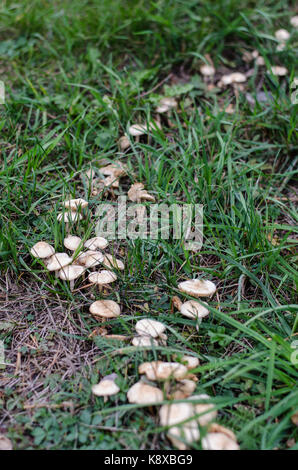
top-left (55, 270), bottom-right (59, 279)
top-left (70, 279), bottom-right (74, 291)
top-left (196, 318), bottom-right (202, 332)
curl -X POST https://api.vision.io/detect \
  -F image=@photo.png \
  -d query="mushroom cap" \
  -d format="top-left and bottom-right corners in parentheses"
top-left (202, 432), bottom-right (240, 450)
top-left (291, 411), bottom-right (298, 426)
top-left (180, 300), bottom-right (209, 319)
top-left (169, 379), bottom-right (197, 399)
top-left (128, 121), bottom-right (161, 136)
top-left (0, 434), bottom-right (13, 450)
top-left (46, 253), bottom-right (73, 271)
top-left (89, 300), bottom-right (121, 319)
top-left (290, 16), bottom-right (298, 28)
top-left (229, 72), bottom-right (247, 83)
top-left (139, 361), bottom-right (188, 380)
top-left (88, 270), bottom-right (117, 285)
top-left (30, 241), bottom-right (55, 259)
top-left (159, 403), bottom-right (200, 450)
top-left (131, 336), bottom-right (159, 347)
top-left (127, 381), bottom-right (163, 404)
top-left (127, 182), bottom-right (155, 202)
top-left (103, 254), bottom-right (124, 270)
top-left (270, 65), bottom-right (288, 76)
top-left (118, 136), bottom-right (130, 151)
top-left (159, 402), bottom-right (195, 427)
top-left (181, 355), bottom-right (200, 370)
top-left (58, 265), bottom-right (85, 281)
top-left (178, 279), bottom-right (216, 297)
top-left (57, 212), bottom-right (83, 223)
top-left (156, 97), bottom-right (178, 113)
top-left (188, 394), bottom-right (217, 426)
top-left (92, 379), bottom-right (120, 397)
top-left (79, 250), bottom-right (104, 268)
top-left (84, 237), bottom-right (108, 250)
top-left (63, 198), bottom-right (88, 211)
top-left (200, 64), bottom-right (215, 76)
top-left (275, 29), bottom-right (290, 42)
top-left (135, 319), bottom-right (166, 338)
top-left (99, 161), bottom-right (127, 178)
top-left (63, 235), bottom-right (82, 251)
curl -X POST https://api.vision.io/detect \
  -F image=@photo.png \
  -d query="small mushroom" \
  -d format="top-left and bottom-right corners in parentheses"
top-left (128, 183), bottom-right (155, 202)
top-left (92, 379), bottom-right (120, 400)
top-left (131, 336), bottom-right (159, 347)
top-left (57, 212), bottom-right (83, 232)
top-left (167, 379), bottom-right (197, 399)
top-left (202, 428), bottom-right (239, 450)
top-left (0, 434), bottom-right (13, 450)
top-left (290, 16), bottom-right (298, 28)
top-left (76, 250), bottom-right (104, 269)
top-left (63, 235), bottom-right (82, 251)
top-left (135, 319), bottom-right (166, 338)
top-left (30, 241), bottom-right (55, 259)
top-left (275, 29), bottom-right (290, 42)
top-left (63, 198), bottom-right (88, 211)
top-left (159, 403), bottom-right (200, 450)
top-left (189, 394), bottom-right (217, 427)
top-left (179, 299), bottom-right (209, 319)
top-left (46, 252), bottom-right (73, 278)
top-left (84, 237), bottom-right (108, 250)
top-left (103, 254), bottom-right (124, 270)
top-left (118, 135), bottom-right (130, 151)
top-left (139, 361), bottom-right (188, 381)
top-left (156, 97), bottom-right (178, 113)
top-left (291, 411), bottom-right (298, 426)
top-left (88, 270), bottom-right (117, 290)
top-left (128, 121), bottom-right (161, 137)
top-left (270, 65), bottom-right (288, 76)
top-left (89, 299), bottom-right (121, 319)
top-left (178, 279), bottom-right (216, 298)
top-left (181, 355), bottom-right (200, 370)
top-left (200, 64), bottom-right (215, 77)
top-left (127, 381), bottom-right (163, 404)
top-left (99, 161), bottom-right (127, 178)
top-left (58, 265), bottom-right (85, 290)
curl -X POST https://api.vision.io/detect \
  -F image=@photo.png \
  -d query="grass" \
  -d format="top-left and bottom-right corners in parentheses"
top-left (0, 0), bottom-right (297, 450)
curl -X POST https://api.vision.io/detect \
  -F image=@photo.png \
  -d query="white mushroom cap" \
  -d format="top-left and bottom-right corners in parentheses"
top-left (270, 65), bottom-right (288, 76)
top-left (92, 379), bottom-right (119, 397)
top-left (131, 336), bottom-right (159, 347)
top-left (63, 235), bottom-right (82, 251)
top-left (156, 97), bottom-right (178, 113)
top-left (0, 434), bottom-right (13, 450)
top-left (88, 270), bottom-right (117, 285)
top-left (221, 74), bottom-right (233, 85)
top-left (188, 394), bottom-right (217, 426)
top-left (103, 254), bottom-right (124, 270)
top-left (118, 136), bottom-right (130, 151)
top-left (290, 16), bottom-right (298, 28)
top-left (200, 64), bottom-right (215, 76)
top-left (202, 432), bottom-right (240, 450)
top-left (30, 241), bottom-right (55, 259)
top-left (58, 265), bottom-right (85, 281)
top-left (180, 300), bottom-right (209, 319)
top-left (169, 379), bottom-right (197, 399)
top-left (139, 361), bottom-right (188, 380)
top-left (135, 319), bottom-right (166, 338)
top-left (81, 251), bottom-right (104, 268)
top-left (229, 72), bottom-right (247, 83)
top-left (181, 355), bottom-right (200, 370)
top-left (46, 253), bottom-right (73, 271)
top-left (256, 56), bottom-right (265, 66)
top-left (84, 237), bottom-right (108, 250)
top-left (89, 300), bottom-right (121, 319)
top-left (128, 121), bottom-right (161, 136)
top-left (178, 279), bottom-right (216, 297)
top-left (159, 403), bottom-right (199, 450)
top-left (127, 381), bottom-right (163, 404)
top-left (63, 198), bottom-right (88, 211)
top-left (57, 212), bottom-right (83, 223)
top-left (275, 29), bottom-right (290, 42)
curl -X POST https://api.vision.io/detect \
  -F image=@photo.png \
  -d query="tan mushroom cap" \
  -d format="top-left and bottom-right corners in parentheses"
top-left (92, 379), bottom-right (120, 397)
top-left (270, 65), bottom-right (288, 76)
top-left (188, 394), bottom-right (217, 426)
top-left (99, 161), bottom-right (127, 178)
top-left (63, 235), bottom-right (82, 251)
top-left (46, 253), bottom-right (73, 271)
top-left (139, 361), bottom-right (188, 381)
top-left (135, 319), bottom-right (166, 338)
top-left (291, 411), bottom-right (298, 426)
top-left (0, 434), bottom-right (13, 450)
top-left (89, 300), bottom-right (121, 319)
top-left (80, 250), bottom-right (104, 268)
top-left (159, 403), bottom-right (200, 450)
top-left (58, 265), bottom-right (85, 281)
top-left (181, 355), bottom-right (200, 370)
top-left (200, 64), bottom-right (215, 76)
top-left (63, 198), bottom-right (88, 211)
top-left (202, 432), bottom-right (239, 450)
top-left (178, 279), bottom-right (216, 298)
top-left (290, 16), bottom-right (298, 28)
top-left (275, 29), bottom-right (290, 42)
top-left (84, 237), bottom-right (108, 250)
top-left (57, 212), bottom-right (83, 223)
top-left (180, 300), bottom-right (209, 319)
top-left (156, 97), bottom-right (178, 113)
top-left (127, 182), bottom-right (155, 202)
top-left (103, 254), bottom-right (124, 270)
top-left (118, 135), bottom-right (130, 151)
top-left (88, 270), bottom-right (117, 285)
top-left (30, 241), bottom-right (55, 259)
top-left (131, 336), bottom-right (159, 347)
top-left (128, 121), bottom-right (161, 136)
top-left (169, 379), bottom-right (197, 399)
top-left (221, 72), bottom-right (246, 85)
top-left (127, 381), bottom-right (163, 404)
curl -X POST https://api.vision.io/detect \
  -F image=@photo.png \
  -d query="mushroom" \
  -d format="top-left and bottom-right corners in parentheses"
top-left (291, 411), bottom-right (298, 426)
top-left (63, 235), bottom-right (82, 251)
top-left (84, 237), bottom-right (108, 250)
top-left (75, 250), bottom-right (104, 269)
top-left (138, 361), bottom-right (188, 381)
top-left (181, 355), bottom-right (200, 370)
top-left (290, 16), bottom-right (298, 28)
top-left (156, 97), bottom-right (178, 113)
top-left (275, 29), bottom-right (290, 42)
top-left (92, 379), bottom-right (120, 401)
top-left (88, 270), bottom-right (117, 290)
top-left (63, 198), bottom-right (88, 211)
top-left (159, 403), bottom-right (200, 450)
top-left (188, 394), bottom-right (217, 427)
top-left (202, 428), bottom-right (239, 450)
top-left (168, 379), bottom-right (197, 399)
top-left (200, 64), bottom-right (215, 77)
top-left (135, 319), bottom-right (166, 338)
top-left (118, 135), bottom-right (130, 151)
top-left (128, 121), bottom-right (161, 137)
top-left (178, 279), bottom-right (216, 298)
top-left (270, 65), bottom-right (288, 76)
top-left (0, 434), bottom-right (13, 451)
top-left (46, 252), bottom-right (73, 278)
top-left (131, 336), bottom-right (159, 347)
top-left (57, 212), bottom-right (83, 232)
top-left (58, 265), bottom-right (85, 290)
top-left (99, 161), bottom-right (127, 179)
top-left (30, 241), bottom-right (55, 259)
top-left (180, 299), bottom-right (209, 319)
top-left (89, 299), bottom-right (120, 319)
top-left (127, 182), bottom-right (155, 202)
top-left (103, 254), bottom-right (124, 271)
top-left (127, 381), bottom-right (163, 404)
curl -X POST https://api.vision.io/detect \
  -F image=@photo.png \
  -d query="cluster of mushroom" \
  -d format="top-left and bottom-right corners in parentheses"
top-left (56, 198), bottom-right (88, 229)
